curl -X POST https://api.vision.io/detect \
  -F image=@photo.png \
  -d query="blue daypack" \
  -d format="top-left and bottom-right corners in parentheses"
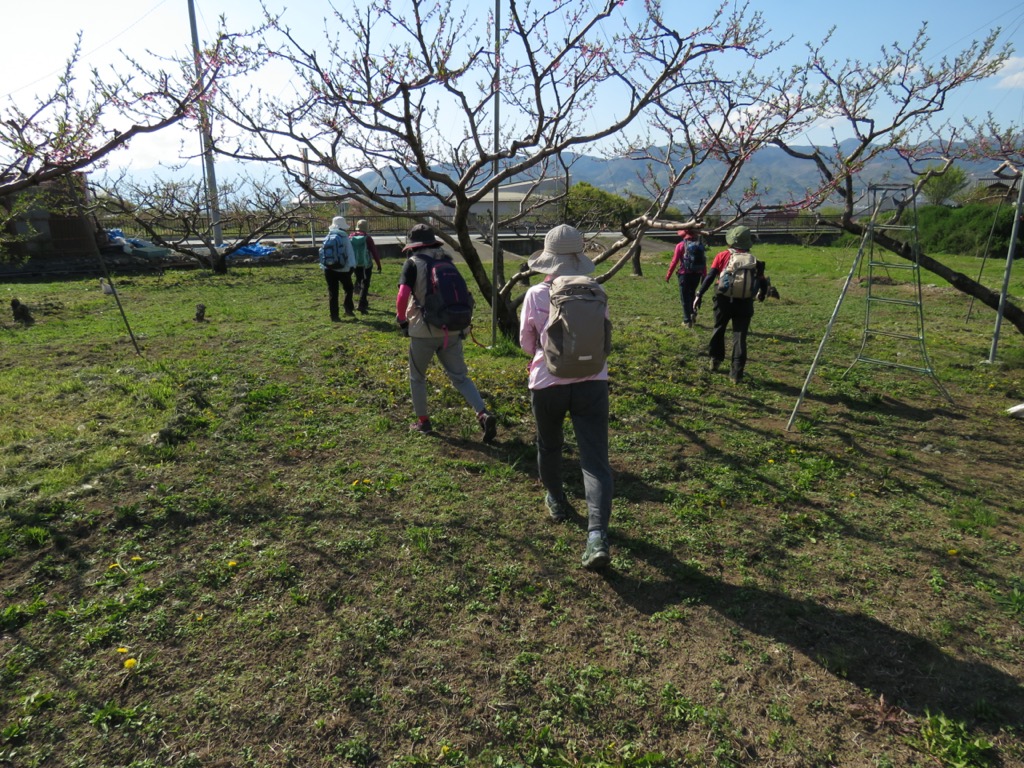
top-left (319, 232), bottom-right (349, 269)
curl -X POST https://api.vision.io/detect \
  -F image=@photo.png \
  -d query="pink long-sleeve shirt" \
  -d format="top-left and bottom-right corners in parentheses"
top-left (519, 277), bottom-right (609, 391)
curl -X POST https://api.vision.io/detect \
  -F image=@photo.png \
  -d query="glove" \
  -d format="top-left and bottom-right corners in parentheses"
top-left (397, 318), bottom-right (410, 337)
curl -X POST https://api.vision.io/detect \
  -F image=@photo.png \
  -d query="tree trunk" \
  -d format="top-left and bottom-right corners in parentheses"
top-left (453, 228), bottom-right (520, 339)
top-left (630, 245), bottom-right (644, 276)
top-left (841, 221), bottom-right (1024, 336)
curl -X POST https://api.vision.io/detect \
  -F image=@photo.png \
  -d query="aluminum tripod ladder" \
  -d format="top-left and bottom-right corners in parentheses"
top-left (787, 184), bottom-right (952, 431)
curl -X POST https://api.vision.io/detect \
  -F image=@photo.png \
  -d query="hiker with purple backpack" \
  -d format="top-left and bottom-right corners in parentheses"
top-left (665, 228), bottom-right (706, 327)
top-left (395, 224), bottom-right (497, 443)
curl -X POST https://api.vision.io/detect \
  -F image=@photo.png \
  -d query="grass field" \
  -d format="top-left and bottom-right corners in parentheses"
top-left (1, 241), bottom-right (1023, 767)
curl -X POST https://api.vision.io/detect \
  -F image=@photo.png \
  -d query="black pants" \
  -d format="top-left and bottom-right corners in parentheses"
top-left (324, 268), bottom-right (354, 319)
top-left (353, 266), bottom-right (374, 312)
top-left (709, 295), bottom-right (754, 376)
top-left (677, 272), bottom-right (702, 324)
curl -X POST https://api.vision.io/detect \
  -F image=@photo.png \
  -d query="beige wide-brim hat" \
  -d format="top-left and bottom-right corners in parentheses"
top-left (527, 224), bottom-right (595, 277)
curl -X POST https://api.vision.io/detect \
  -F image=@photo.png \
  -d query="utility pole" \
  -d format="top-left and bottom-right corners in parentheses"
top-left (490, 0), bottom-right (501, 345)
top-left (187, 0), bottom-right (223, 251)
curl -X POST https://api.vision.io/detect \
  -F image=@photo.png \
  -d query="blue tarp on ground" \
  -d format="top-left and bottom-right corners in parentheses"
top-left (106, 229), bottom-right (152, 248)
top-left (106, 231), bottom-right (278, 259)
top-left (227, 243), bottom-right (277, 259)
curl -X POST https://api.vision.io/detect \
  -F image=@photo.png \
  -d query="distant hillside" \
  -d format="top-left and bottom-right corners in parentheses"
top-left (354, 139), bottom-right (1006, 208)
top-left (563, 140), bottom-right (1002, 207)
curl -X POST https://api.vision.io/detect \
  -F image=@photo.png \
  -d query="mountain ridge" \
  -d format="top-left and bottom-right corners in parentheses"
top-left (352, 139), bottom-right (1004, 209)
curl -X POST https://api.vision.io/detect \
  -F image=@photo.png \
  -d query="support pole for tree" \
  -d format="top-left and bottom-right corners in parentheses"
top-left (303, 149), bottom-right (315, 248)
top-left (70, 176), bottom-right (142, 356)
top-left (188, 0), bottom-right (223, 252)
top-left (987, 172), bottom-right (1023, 364)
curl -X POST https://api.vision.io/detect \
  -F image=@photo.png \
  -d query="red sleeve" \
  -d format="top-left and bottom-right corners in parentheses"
top-left (709, 249), bottom-right (732, 271)
top-left (367, 235), bottom-right (381, 267)
top-left (396, 284), bottom-right (412, 321)
top-left (665, 242), bottom-right (685, 281)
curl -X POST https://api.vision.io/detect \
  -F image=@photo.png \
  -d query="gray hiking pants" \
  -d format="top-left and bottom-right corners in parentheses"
top-left (530, 380), bottom-right (613, 534)
top-left (408, 335), bottom-right (486, 418)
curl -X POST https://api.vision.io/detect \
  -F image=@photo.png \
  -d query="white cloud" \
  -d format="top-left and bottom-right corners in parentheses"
top-left (995, 56), bottom-right (1024, 89)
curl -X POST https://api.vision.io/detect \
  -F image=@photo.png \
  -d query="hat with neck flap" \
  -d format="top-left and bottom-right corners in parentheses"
top-left (528, 224), bottom-right (595, 277)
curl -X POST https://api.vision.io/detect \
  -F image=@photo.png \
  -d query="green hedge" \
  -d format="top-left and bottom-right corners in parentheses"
top-left (915, 204), bottom-right (1018, 258)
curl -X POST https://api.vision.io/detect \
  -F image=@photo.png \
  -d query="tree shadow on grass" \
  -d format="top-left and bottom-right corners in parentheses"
top-left (602, 531), bottom-right (1024, 732)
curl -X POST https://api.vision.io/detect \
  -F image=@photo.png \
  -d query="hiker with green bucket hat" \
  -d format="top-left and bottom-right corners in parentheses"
top-left (693, 226), bottom-right (769, 383)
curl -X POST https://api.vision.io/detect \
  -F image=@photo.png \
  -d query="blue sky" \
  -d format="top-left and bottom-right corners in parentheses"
top-left (2, 0), bottom-right (1022, 172)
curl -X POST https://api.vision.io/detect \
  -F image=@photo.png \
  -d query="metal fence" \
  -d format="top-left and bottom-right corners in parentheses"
top-left (95, 210), bottom-right (461, 243)
top-left (95, 210), bottom-right (835, 245)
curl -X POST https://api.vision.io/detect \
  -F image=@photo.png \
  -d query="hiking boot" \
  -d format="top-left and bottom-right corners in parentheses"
top-left (544, 492), bottom-right (573, 522)
top-left (477, 411), bottom-right (497, 444)
top-left (409, 419), bottom-right (434, 434)
top-left (581, 535), bottom-right (611, 570)
top-left (730, 366), bottom-right (744, 384)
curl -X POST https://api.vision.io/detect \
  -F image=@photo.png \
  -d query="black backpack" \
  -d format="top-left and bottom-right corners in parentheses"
top-left (416, 255), bottom-right (474, 331)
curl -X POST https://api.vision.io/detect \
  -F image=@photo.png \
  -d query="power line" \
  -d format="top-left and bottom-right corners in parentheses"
top-left (1, 0), bottom-right (173, 99)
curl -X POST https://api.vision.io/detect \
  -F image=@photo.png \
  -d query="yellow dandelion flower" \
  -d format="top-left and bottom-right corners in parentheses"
top-left (362, 478), bottom-right (372, 484)
top-left (123, 658), bottom-right (138, 669)
top-left (352, 480), bottom-right (361, 487)
top-left (228, 560), bottom-right (237, 568)
top-left (196, 614), bottom-right (204, 621)
top-left (117, 647), bottom-right (129, 653)
top-left (947, 548), bottom-right (958, 556)
top-left (130, 555), bottom-right (143, 562)
top-left (767, 459), bottom-right (775, 464)
top-left (108, 562), bottom-right (120, 570)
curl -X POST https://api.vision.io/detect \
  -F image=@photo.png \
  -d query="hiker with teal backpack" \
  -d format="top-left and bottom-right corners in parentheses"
top-left (350, 219), bottom-right (382, 315)
top-left (693, 225), bottom-right (768, 383)
top-left (395, 224), bottom-right (497, 443)
top-left (319, 216), bottom-right (357, 321)
top-left (664, 228), bottom-right (705, 327)
top-left (519, 224), bottom-right (614, 571)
